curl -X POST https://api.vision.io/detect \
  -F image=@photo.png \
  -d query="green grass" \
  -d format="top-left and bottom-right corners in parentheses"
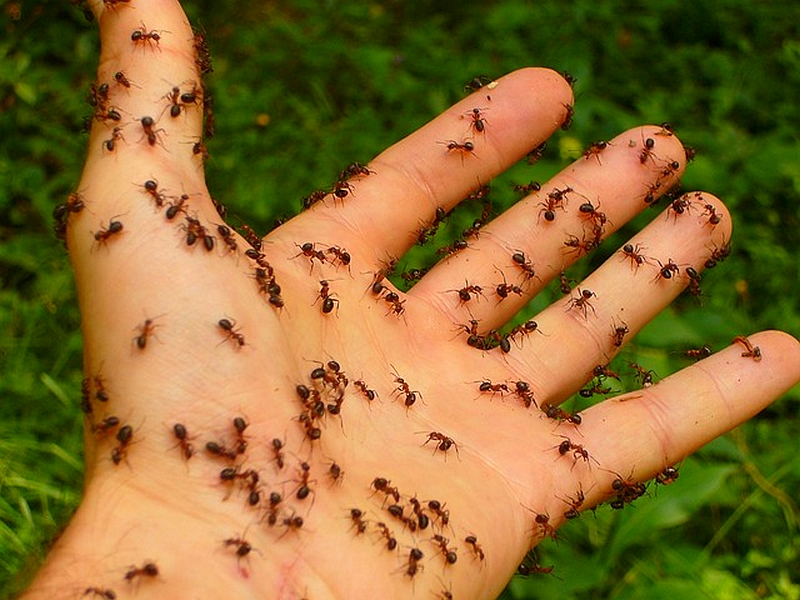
top-left (1, 1), bottom-right (798, 597)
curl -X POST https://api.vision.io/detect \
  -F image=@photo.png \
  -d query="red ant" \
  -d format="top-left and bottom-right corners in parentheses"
top-left (263, 491), bottom-right (282, 527)
top-left (653, 258), bottom-right (681, 282)
top-left (224, 535), bottom-right (256, 560)
top-left (702, 203), bottom-right (722, 225)
top-left (567, 288), bottom-right (597, 318)
top-left (561, 485), bottom-right (587, 519)
top-left (348, 508), bottom-right (369, 535)
top-left (422, 432), bottom-right (460, 460)
top-left (91, 416), bottom-right (120, 435)
top-left (270, 438), bottom-right (285, 470)
top-left (514, 180), bottom-right (542, 195)
top-left (171, 423), bottom-right (194, 460)
top-left (541, 402), bottom-right (582, 425)
top-left (495, 273), bottom-right (523, 300)
top-left (611, 320), bottom-right (629, 347)
top-left (705, 239), bottom-right (731, 268)
top-left (464, 534), bottom-right (485, 562)
top-left (231, 416), bottom-right (249, 454)
top-left (382, 290), bottom-right (406, 317)
top-left (511, 380), bottom-right (537, 408)
top-left (111, 424), bottom-right (134, 465)
top-left (113, 70), bottom-right (134, 88)
top-left (538, 187), bottom-right (570, 222)
top-left (371, 476), bottom-right (401, 504)
top-left (464, 107), bottom-right (488, 133)
top-left (593, 363), bottom-right (621, 381)
top-left (138, 116), bottom-right (166, 147)
top-left (478, 379), bottom-right (510, 397)
top-left (517, 552), bottom-right (555, 576)
top-left (392, 369), bottom-right (422, 409)
top-left (511, 250), bottom-right (538, 282)
top-left (629, 362), bottom-right (656, 387)
top-left (621, 243), bottom-right (650, 269)
top-left (205, 440), bottom-right (238, 461)
top-left (353, 379), bottom-right (377, 401)
top-left (92, 219), bottom-right (124, 245)
top-left (218, 318), bottom-right (245, 348)
top-left (563, 233), bottom-right (598, 257)
top-left (655, 465), bottom-right (680, 485)
top-left (165, 194), bottom-right (190, 220)
top-left (452, 281), bottom-right (483, 303)
top-left (684, 345), bottom-right (713, 360)
top-left (375, 521), bottom-right (398, 551)
top-left (527, 141), bottom-right (547, 164)
top-left (103, 126), bottom-right (125, 153)
top-left (685, 266), bottom-right (703, 297)
top-left (215, 224), bottom-right (238, 253)
top-left (131, 22), bottom-right (165, 49)
top-left (440, 139), bottom-right (476, 161)
top-left (327, 460), bottom-right (344, 485)
top-left (133, 317), bottom-right (158, 350)
top-left (326, 245), bottom-right (351, 270)
top-left (431, 534), bottom-right (458, 565)
top-left (93, 375), bottom-right (110, 403)
top-left (554, 436), bottom-right (597, 468)
top-left (583, 140), bottom-right (609, 163)
top-left (638, 136), bottom-right (656, 164)
top-left (403, 548), bottom-right (424, 580)
top-left (83, 587), bottom-right (116, 599)
top-left (733, 335), bottom-right (762, 362)
top-left (532, 512), bottom-right (557, 541)
top-left (314, 280), bottom-right (339, 315)
top-left (609, 473), bottom-right (648, 509)
top-left (140, 179), bottom-right (169, 208)
top-left (183, 216), bottom-right (215, 251)
top-left (293, 461), bottom-right (316, 502)
top-left (561, 102), bottom-right (574, 130)
top-left (579, 380), bottom-right (612, 397)
top-left (123, 561), bottom-right (158, 582)
top-left (294, 242), bottom-right (327, 272)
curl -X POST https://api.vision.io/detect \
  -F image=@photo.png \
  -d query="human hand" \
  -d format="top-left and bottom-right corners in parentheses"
top-left (23, 1), bottom-right (800, 599)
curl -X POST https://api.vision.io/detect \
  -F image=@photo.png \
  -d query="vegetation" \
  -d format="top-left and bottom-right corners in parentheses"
top-left (1, 0), bottom-right (797, 597)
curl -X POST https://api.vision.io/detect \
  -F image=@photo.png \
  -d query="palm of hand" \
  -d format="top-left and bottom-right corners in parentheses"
top-left (28, 2), bottom-right (800, 600)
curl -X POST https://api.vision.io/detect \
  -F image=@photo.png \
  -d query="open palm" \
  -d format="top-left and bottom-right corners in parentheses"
top-left (23, 1), bottom-right (800, 599)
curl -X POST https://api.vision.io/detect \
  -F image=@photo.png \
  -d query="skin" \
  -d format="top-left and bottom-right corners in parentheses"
top-left (21, 1), bottom-right (800, 599)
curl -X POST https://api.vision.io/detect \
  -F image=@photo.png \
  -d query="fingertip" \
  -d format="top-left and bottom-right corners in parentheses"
top-left (741, 330), bottom-right (800, 382)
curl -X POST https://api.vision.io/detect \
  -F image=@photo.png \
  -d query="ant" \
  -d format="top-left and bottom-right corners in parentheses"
top-left (511, 250), bottom-right (538, 282)
top-left (702, 203), bottom-right (723, 225)
top-left (183, 216), bottom-right (215, 251)
top-left (133, 317), bottom-right (158, 350)
top-left (431, 534), bottom-right (458, 565)
top-left (653, 258), bottom-right (681, 282)
top-left (371, 477), bottom-right (401, 504)
top-left (655, 465), bottom-right (680, 485)
top-left (629, 362), bottom-right (656, 387)
top-left (382, 290), bottom-right (406, 317)
top-left (326, 245), bottom-right (352, 270)
top-left (593, 363), bottom-right (621, 381)
top-left (140, 179), bottom-right (169, 208)
top-left (263, 491), bottom-right (283, 527)
top-left (375, 521), bottom-right (398, 551)
top-left (684, 345), bottom-right (713, 361)
top-left (464, 107), bottom-right (488, 134)
top-left (218, 318), bottom-right (245, 348)
top-left (733, 335), bottom-right (762, 362)
top-left (138, 116), bottom-right (166, 147)
top-left (315, 280), bottom-right (339, 315)
top-left (224, 535), bottom-right (255, 560)
top-left (165, 194), bottom-right (190, 220)
top-left (113, 70), bottom-right (134, 88)
top-left (554, 436), bottom-right (597, 468)
top-left (583, 140), bottom-right (609, 163)
top-left (103, 126), bottom-right (125, 153)
top-left (611, 320), bottom-right (629, 347)
top-left (426, 499), bottom-right (450, 528)
top-left (393, 369), bottom-right (422, 409)
top-left (667, 194), bottom-right (694, 218)
top-left (293, 461), bottom-right (316, 502)
top-left (205, 440), bottom-right (238, 461)
top-left (532, 512), bottom-right (557, 541)
top-left (538, 189), bottom-right (569, 222)
top-left (685, 266), bottom-right (703, 297)
top-left (92, 219), bottom-right (124, 245)
top-left (478, 379), bottom-right (510, 397)
top-left (294, 242), bottom-right (327, 272)
top-left (422, 432), bottom-right (460, 460)
top-left (527, 141), bottom-right (547, 164)
top-left (620, 243), bottom-right (650, 269)
top-left (440, 139), bottom-right (476, 161)
top-left (83, 588), bottom-right (116, 599)
top-left (91, 416), bottom-right (120, 436)
top-left (567, 288), bottom-right (597, 318)
top-left (123, 561), bottom-right (158, 582)
top-left (464, 534), bottom-right (485, 562)
top-left (171, 423), bottom-right (194, 460)
top-left (353, 379), bottom-right (377, 401)
top-left (404, 548), bottom-right (424, 580)
top-left (513, 181), bottom-right (541, 195)
top-left (111, 425), bottom-right (133, 465)
top-left (561, 485), bottom-right (587, 519)
top-left (327, 460), bottom-right (344, 485)
top-left (232, 416), bottom-right (249, 454)
top-left (511, 380), bottom-right (537, 408)
top-left (579, 380), bottom-right (612, 398)
top-left (281, 512), bottom-right (305, 534)
top-left (131, 22), bottom-right (165, 49)
top-left (452, 281), bottom-right (483, 303)
top-left (705, 239), bottom-right (731, 268)
top-left (216, 224), bottom-right (238, 253)
top-left (518, 551), bottom-right (555, 576)
top-left (348, 508), bottom-right (369, 535)
top-left (563, 233), bottom-right (598, 257)
top-left (609, 473), bottom-right (648, 509)
top-left (561, 102), bottom-right (574, 130)
top-left (495, 274), bottom-right (523, 300)
top-left (638, 136), bottom-right (656, 164)
top-left (541, 402), bottom-right (582, 425)
top-left (93, 375), bottom-right (110, 403)
top-left (164, 86), bottom-right (183, 118)
top-left (463, 75), bottom-right (494, 93)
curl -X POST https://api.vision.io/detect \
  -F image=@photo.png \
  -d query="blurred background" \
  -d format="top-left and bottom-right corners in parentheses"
top-left (1, 1), bottom-right (798, 597)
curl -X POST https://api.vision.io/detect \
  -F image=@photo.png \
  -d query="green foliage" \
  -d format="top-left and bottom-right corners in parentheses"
top-left (0, 0), bottom-right (798, 597)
